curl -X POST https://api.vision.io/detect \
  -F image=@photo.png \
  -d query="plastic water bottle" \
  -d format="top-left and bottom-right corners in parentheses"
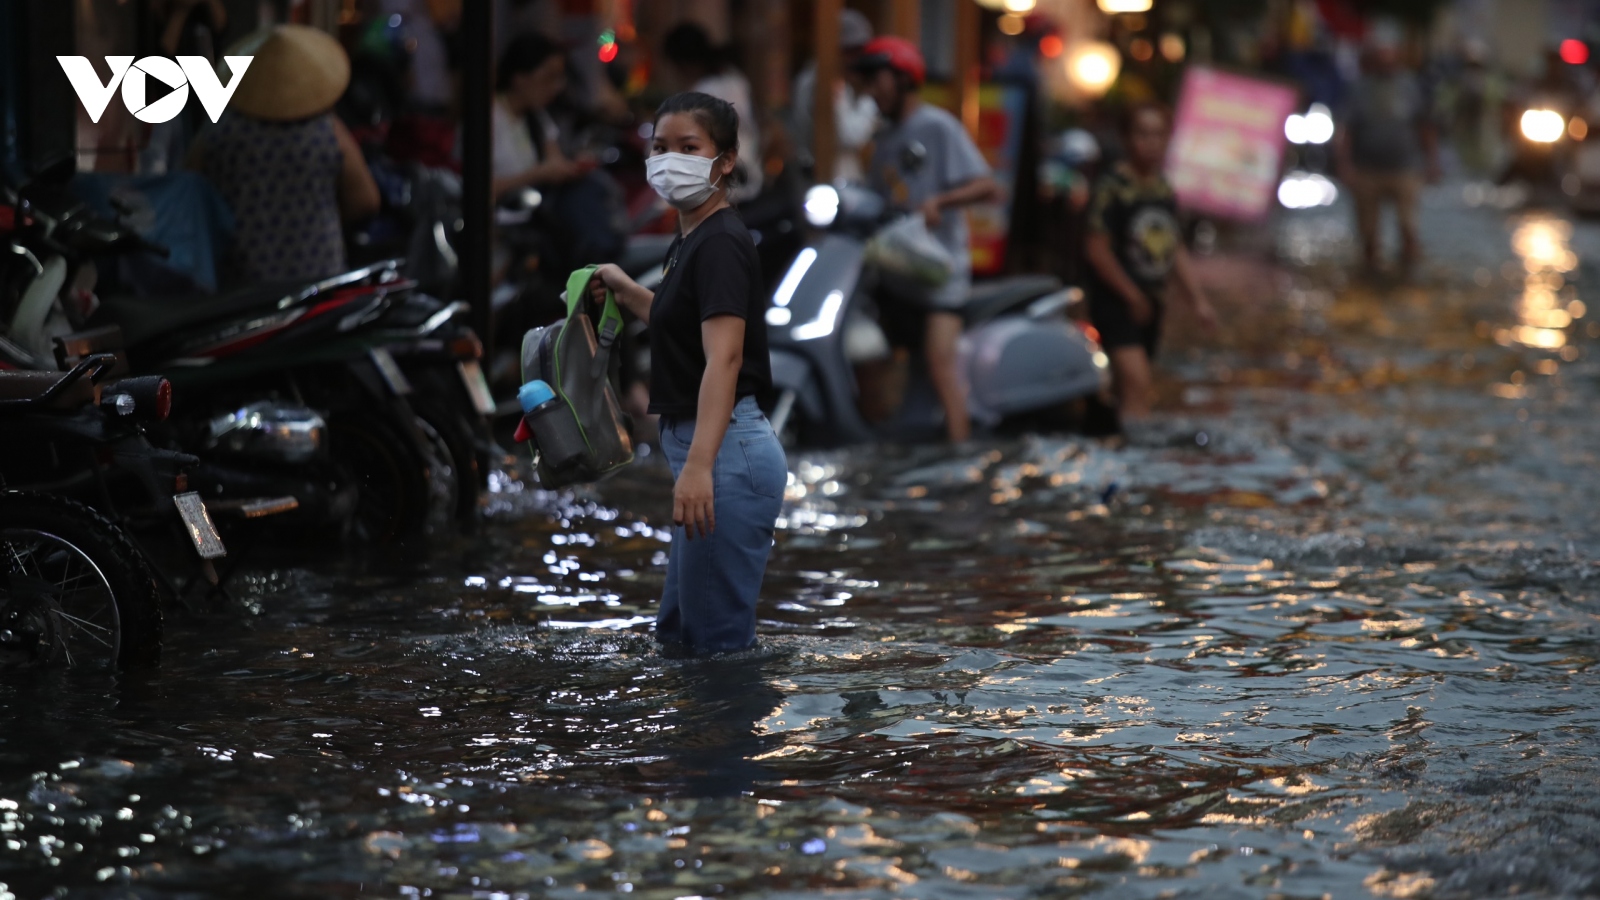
top-left (519, 379), bottom-right (558, 414)
top-left (518, 379), bottom-right (586, 471)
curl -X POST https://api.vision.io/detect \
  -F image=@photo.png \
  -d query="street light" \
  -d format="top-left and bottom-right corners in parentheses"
top-left (1066, 41), bottom-right (1121, 95)
top-left (1097, 0), bottom-right (1154, 12)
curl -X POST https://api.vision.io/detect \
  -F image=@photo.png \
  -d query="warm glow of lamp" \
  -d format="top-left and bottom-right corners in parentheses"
top-left (1159, 33), bottom-right (1186, 62)
top-left (1003, 0), bottom-right (1037, 11)
top-left (1097, 0), bottom-right (1154, 12)
top-left (1066, 41), bottom-right (1121, 95)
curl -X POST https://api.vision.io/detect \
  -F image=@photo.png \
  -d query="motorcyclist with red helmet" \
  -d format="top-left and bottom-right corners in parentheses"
top-left (854, 36), bottom-right (1001, 443)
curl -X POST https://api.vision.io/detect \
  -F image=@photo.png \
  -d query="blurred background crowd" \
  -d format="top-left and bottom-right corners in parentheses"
top-left (5, 0), bottom-right (1600, 383)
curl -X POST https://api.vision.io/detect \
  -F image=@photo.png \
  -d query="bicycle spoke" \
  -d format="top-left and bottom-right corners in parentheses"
top-left (52, 609), bottom-right (113, 649)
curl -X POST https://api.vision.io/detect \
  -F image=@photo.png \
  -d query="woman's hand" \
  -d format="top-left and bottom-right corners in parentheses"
top-left (1123, 289), bottom-right (1155, 326)
top-left (590, 263), bottom-right (651, 319)
top-left (588, 263), bottom-right (631, 304)
top-left (674, 462), bottom-right (715, 540)
top-left (533, 158), bottom-right (585, 184)
top-left (1191, 292), bottom-right (1219, 333)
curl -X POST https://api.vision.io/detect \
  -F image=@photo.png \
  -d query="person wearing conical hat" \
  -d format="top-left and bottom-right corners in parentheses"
top-left (189, 25), bottom-right (379, 284)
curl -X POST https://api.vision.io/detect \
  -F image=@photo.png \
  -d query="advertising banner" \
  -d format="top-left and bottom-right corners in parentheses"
top-left (1167, 66), bottom-right (1297, 221)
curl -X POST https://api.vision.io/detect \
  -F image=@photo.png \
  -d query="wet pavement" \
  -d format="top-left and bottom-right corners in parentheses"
top-left (6, 183), bottom-right (1600, 899)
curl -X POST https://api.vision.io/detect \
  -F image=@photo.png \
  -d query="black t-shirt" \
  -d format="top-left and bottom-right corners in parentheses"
top-left (1085, 163), bottom-right (1182, 303)
top-left (648, 208), bottom-right (771, 417)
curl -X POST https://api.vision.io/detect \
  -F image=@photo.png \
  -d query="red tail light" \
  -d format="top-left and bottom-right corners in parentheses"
top-left (153, 377), bottom-right (172, 421)
top-left (102, 375), bottom-right (173, 422)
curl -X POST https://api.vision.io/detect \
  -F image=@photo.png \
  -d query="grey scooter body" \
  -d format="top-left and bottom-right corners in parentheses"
top-left (765, 189), bottom-right (1107, 447)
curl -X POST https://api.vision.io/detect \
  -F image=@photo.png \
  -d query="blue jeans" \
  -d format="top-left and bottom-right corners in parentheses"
top-left (657, 395), bottom-right (787, 656)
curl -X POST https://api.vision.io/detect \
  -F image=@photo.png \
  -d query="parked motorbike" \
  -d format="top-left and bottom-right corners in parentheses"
top-left (0, 355), bottom-right (233, 670)
top-left (1, 161), bottom-right (484, 542)
top-left (767, 183), bottom-right (1107, 446)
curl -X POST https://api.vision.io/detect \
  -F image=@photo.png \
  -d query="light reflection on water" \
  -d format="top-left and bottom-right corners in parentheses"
top-left (1506, 216), bottom-right (1584, 351)
top-left (5, 193), bottom-right (1600, 898)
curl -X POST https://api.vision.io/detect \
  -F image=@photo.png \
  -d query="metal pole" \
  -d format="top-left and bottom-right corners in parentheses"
top-left (813, 0), bottom-right (842, 184)
top-left (460, 0), bottom-right (493, 352)
top-left (954, 0), bottom-right (980, 139)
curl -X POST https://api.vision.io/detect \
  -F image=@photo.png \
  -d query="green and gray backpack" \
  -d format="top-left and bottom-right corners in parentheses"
top-left (517, 266), bottom-right (635, 488)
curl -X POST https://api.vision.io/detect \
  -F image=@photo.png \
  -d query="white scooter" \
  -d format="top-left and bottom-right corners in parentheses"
top-left (765, 182), bottom-right (1108, 446)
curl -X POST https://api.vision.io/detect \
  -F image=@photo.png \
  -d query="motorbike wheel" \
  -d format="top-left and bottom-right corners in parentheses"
top-left (326, 412), bottom-right (434, 544)
top-left (0, 492), bottom-right (161, 670)
top-left (407, 369), bottom-right (485, 532)
top-left (412, 415), bottom-right (462, 537)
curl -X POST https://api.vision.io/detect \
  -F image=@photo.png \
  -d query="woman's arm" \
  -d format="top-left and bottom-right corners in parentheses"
top-left (1085, 232), bottom-right (1154, 325)
top-left (675, 315), bottom-right (744, 539)
top-left (1170, 245), bottom-right (1217, 330)
top-left (919, 175), bottom-right (1002, 227)
top-left (589, 263), bottom-right (654, 320)
top-left (490, 157), bottom-right (583, 201)
top-left (332, 117), bottom-right (381, 222)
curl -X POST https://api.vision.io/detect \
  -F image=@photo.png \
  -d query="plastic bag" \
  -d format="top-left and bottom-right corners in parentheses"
top-left (863, 214), bottom-right (954, 288)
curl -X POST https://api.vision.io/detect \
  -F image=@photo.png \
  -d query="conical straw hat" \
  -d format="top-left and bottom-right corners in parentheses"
top-left (221, 25), bottom-right (350, 121)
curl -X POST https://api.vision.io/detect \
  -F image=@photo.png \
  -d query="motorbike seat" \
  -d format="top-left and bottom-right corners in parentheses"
top-left (962, 275), bottom-right (1064, 326)
top-left (91, 281), bottom-right (307, 348)
top-left (0, 370), bottom-right (95, 409)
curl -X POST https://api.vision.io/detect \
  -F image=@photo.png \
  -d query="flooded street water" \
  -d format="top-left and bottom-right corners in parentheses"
top-left (7, 187), bottom-right (1600, 899)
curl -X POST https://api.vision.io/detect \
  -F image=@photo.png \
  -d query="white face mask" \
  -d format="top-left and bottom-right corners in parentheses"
top-left (646, 151), bottom-right (724, 210)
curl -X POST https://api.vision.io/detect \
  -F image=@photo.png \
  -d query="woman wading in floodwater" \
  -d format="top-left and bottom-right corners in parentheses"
top-left (590, 93), bottom-right (786, 657)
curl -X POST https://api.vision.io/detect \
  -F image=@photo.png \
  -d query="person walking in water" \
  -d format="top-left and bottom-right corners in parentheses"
top-left (1083, 102), bottom-right (1216, 432)
top-left (588, 93), bottom-right (785, 657)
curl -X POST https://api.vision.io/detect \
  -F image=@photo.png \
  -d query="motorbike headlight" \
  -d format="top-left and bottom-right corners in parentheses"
top-left (208, 401), bottom-right (327, 464)
top-left (804, 184), bottom-right (840, 228)
top-left (1522, 109), bottom-right (1566, 143)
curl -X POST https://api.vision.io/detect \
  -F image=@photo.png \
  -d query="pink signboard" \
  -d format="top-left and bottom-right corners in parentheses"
top-left (1166, 66), bottom-right (1297, 221)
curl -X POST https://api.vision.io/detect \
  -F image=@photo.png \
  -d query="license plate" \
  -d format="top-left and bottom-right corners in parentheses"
top-left (457, 360), bottom-right (497, 416)
top-left (369, 346), bottom-right (413, 396)
top-left (173, 492), bottom-right (226, 559)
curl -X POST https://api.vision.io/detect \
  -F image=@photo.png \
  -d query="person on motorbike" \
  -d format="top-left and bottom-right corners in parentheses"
top-left (855, 37), bottom-right (1000, 443)
top-left (190, 25), bottom-right (380, 284)
top-left (1083, 102), bottom-right (1215, 432)
top-left (586, 92), bottom-right (785, 657)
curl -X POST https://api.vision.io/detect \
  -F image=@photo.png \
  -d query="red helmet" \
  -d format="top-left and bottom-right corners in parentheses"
top-left (857, 35), bottom-right (926, 87)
